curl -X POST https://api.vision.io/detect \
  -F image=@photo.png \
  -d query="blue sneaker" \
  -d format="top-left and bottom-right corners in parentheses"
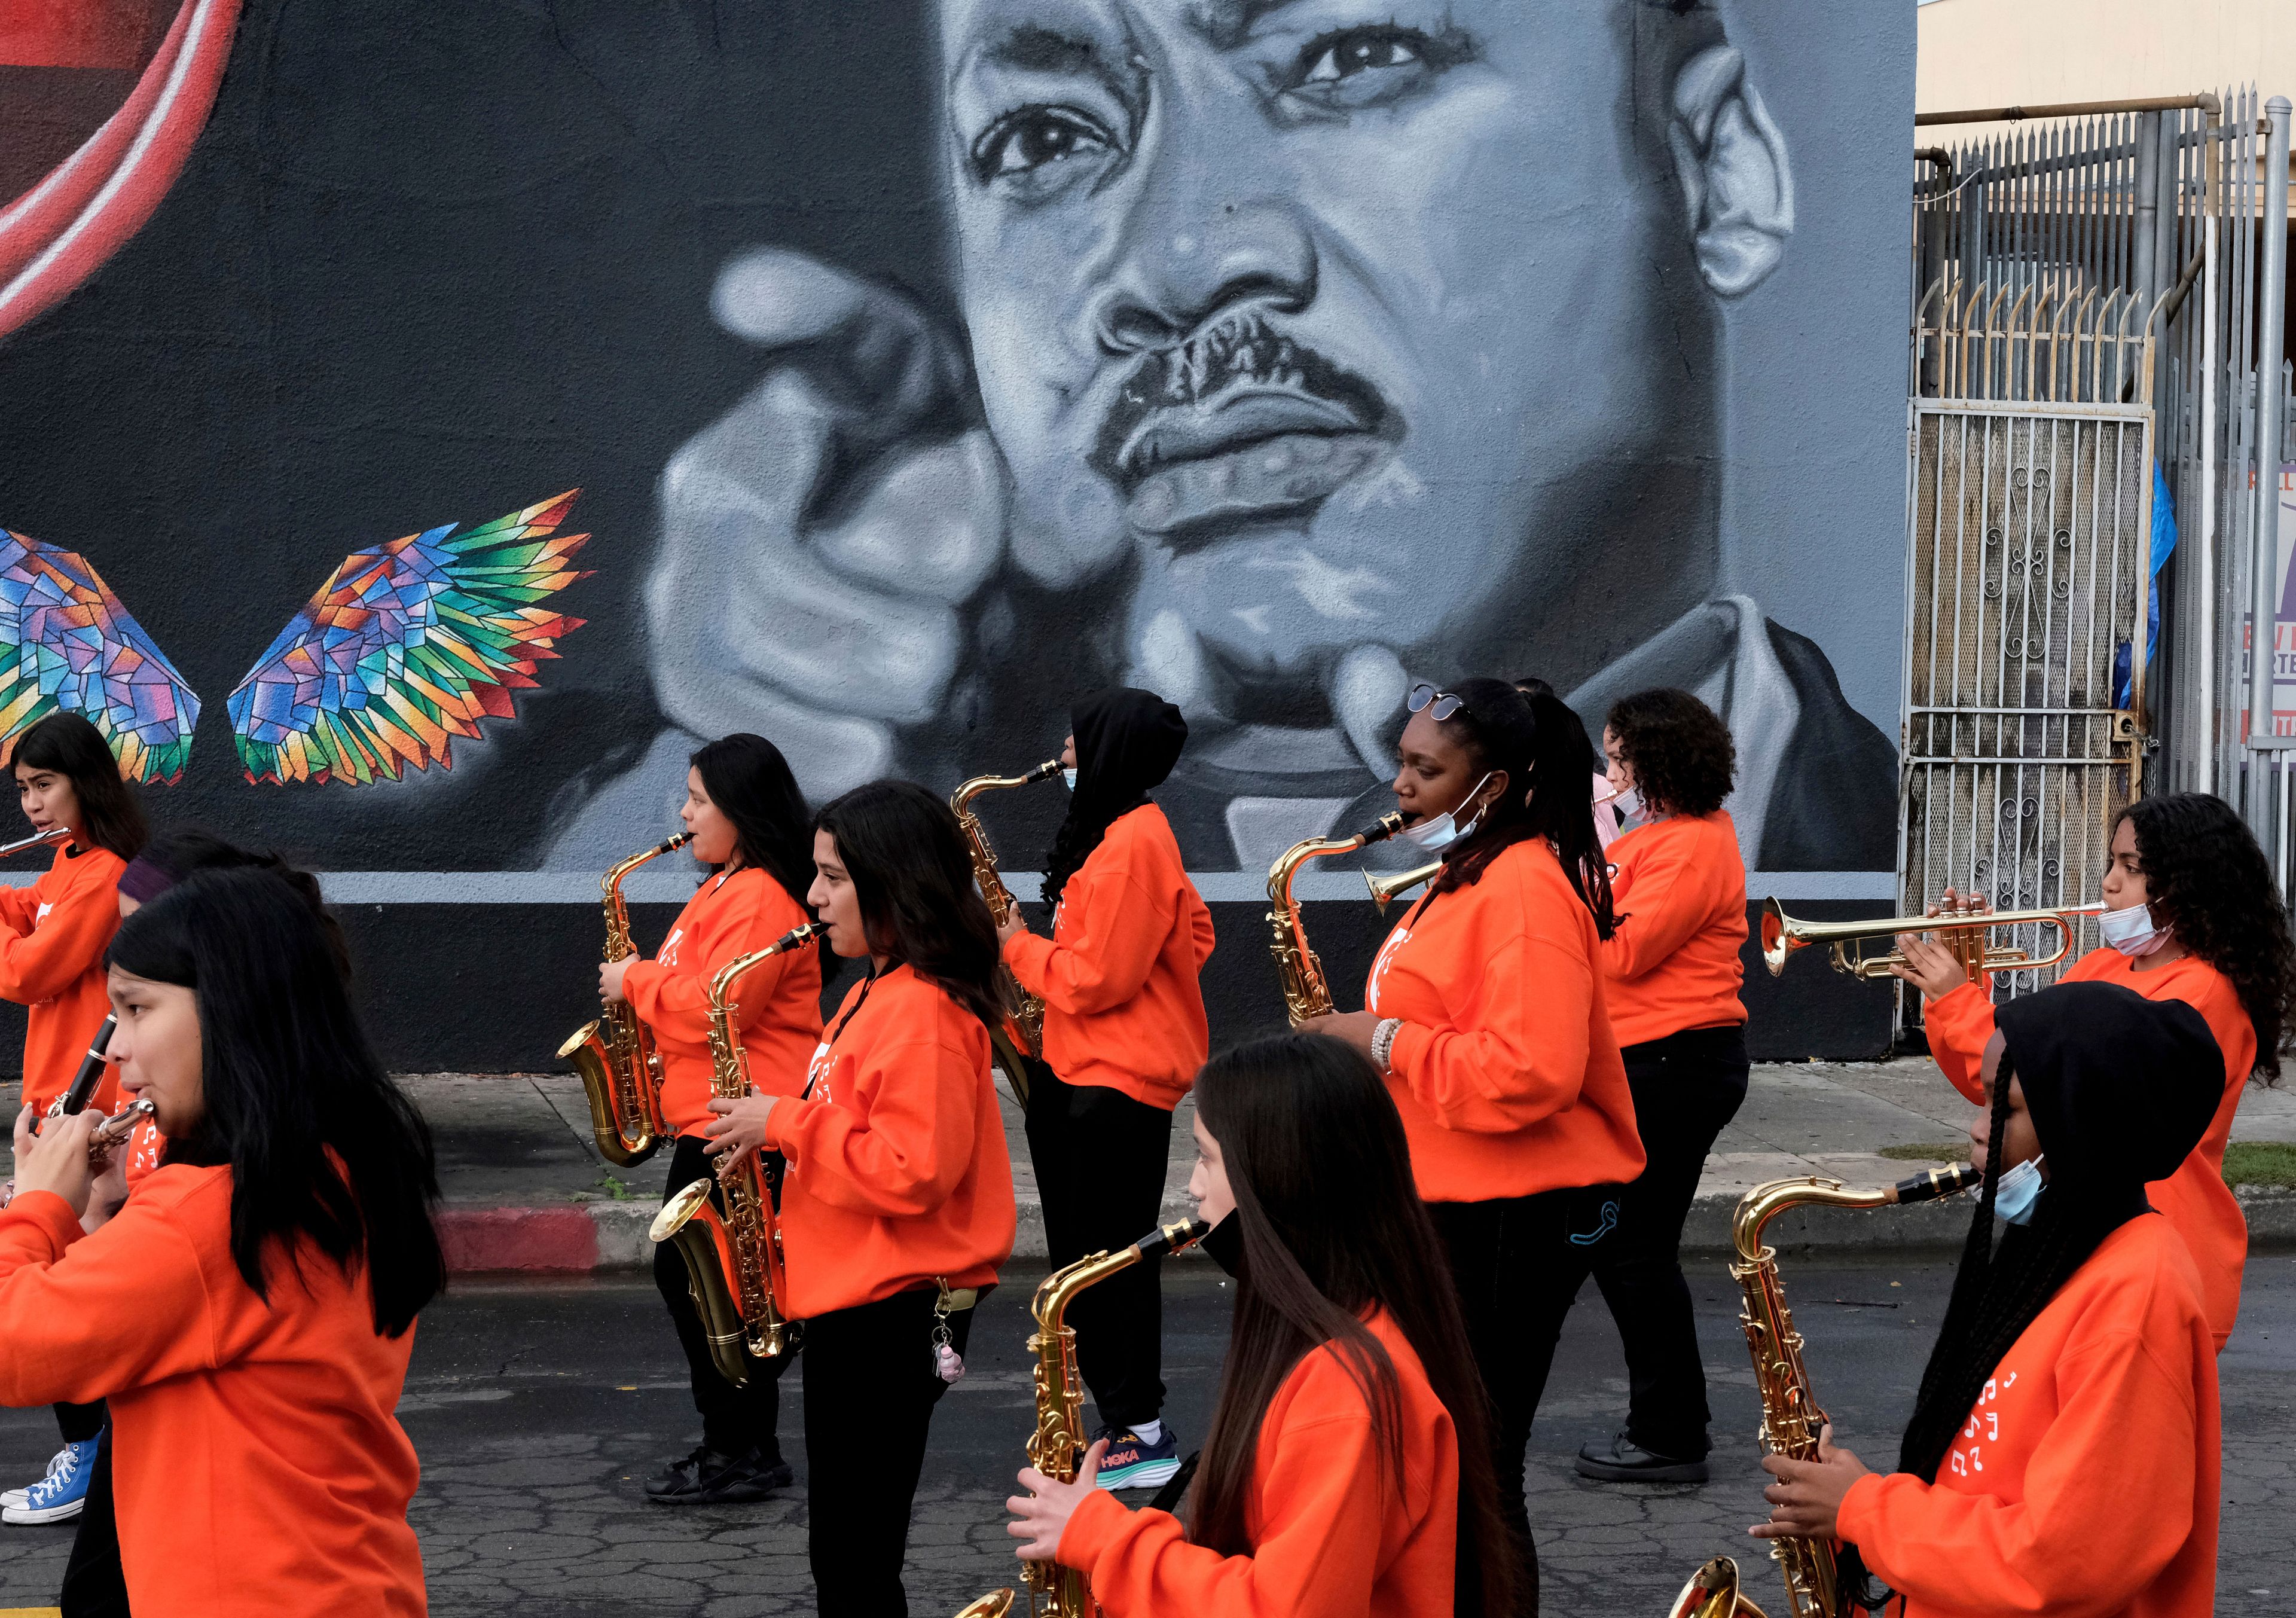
top-left (1093, 1424), bottom-right (1181, 1491)
top-left (0, 1444), bottom-right (71, 1512)
top-left (3, 1435), bottom-right (97, 1525)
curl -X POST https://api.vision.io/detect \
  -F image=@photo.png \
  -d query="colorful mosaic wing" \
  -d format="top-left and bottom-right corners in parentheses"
top-left (227, 490), bottom-right (591, 786)
top-left (0, 531), bottom-right (200, 784)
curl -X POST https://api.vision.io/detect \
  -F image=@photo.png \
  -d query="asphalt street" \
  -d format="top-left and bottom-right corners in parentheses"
top-left (1, 1254), bottom-right (2290, 1617)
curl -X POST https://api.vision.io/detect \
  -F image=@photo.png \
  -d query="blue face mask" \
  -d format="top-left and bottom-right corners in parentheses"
top-left (1400, 771), bottom-right (1494, 851)
top-left (1061, 768), bottom-right (1077, 792)
top-left (1994, 1155), bottom-right (2047, 1225)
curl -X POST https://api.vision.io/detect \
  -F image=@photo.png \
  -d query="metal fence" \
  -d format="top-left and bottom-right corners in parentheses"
top-left (1904, 89), bottom-right (2295, 981)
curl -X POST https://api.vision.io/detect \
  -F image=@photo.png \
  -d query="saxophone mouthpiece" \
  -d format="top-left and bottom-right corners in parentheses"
top-left (1137, 1218), bottom-right (1211, 1261)
top-left (1024, 758), bottom-right (1063, 783)
top-left (1354, 812), bottom-right (1407, 848)
top-left (775, 922), bottom-right (825, 951)
top-left (661, 831), bottom-right (695, 853)
top-left (1891, 1162), bottom-right (1984, 1205)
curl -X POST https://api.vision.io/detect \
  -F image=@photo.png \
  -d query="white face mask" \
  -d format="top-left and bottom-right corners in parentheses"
top-left (1400, 771), bottom-right (1494, 851)
top-left (2099, 902), bottom-right (2170, 957)
top-left (1993, 1154), bottom-right (2047, 1225)
top-left (1613, 786), bottom-right (1648, 829)
top-left (1061, 768), bottom-right (1078, 792)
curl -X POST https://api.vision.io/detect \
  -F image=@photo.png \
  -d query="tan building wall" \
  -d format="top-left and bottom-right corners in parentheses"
top-left (1917, 0), bottom-right (2296, 117)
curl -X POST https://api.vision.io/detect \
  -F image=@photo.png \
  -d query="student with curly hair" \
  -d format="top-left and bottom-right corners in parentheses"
top-left (1896, 791), bottom-right (2296, 1348)
top-left (1574, 688), bottom-right (1750, 1484)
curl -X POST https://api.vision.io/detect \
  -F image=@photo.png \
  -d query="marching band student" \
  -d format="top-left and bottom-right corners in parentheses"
top-left (0, 711), bottom-right (146, 1528)
top-left (996, 687), bottom-right (1214, 1491)
top-left (706, 780), bottom-right (1015, 1618)
top-left (1512, 676), bottom-right (1622, 851)
top-left (0, 865), bottom-right (444, 1616)
top-left (1895, 791), bottom-right (2296, 1348)
top-left (59, 831), bottom-right (350, 1618)
top-left (1576, 689), bottom-right (1750, 1485)
top-left (1306, 677), bottom-right (1643, 1607)
top-left (600, 734), bottom-right (823, 1506)
top-left (1754, 982), bottom-right (2223, 1618)
top-left (1006, 1033), bottom-right (1518, 1618)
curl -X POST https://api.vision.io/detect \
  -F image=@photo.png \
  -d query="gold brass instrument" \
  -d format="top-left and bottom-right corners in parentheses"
top-left (952, 1595), bottom-right (1014, 1618)
top-left (651, 921), bottom-right (822, 1387)
top-left (1758, 896), bottom-right (2104, 981)
top-left (1025, 1219), bottom-right (1208, 1618)
top-left (1266, 814), bottom-right (1406, 1024)
top-left (557, 831), bottom-right (693, 1167)
top-left (1732, 1166), bottom-right (1982, 1618)
top-left (1366, 859), bottom-right (1441, 912)
top-left (951, 759), bottom-right (1064, 1103)
top-left (1669, 1556), bottom-right (1773, 1618)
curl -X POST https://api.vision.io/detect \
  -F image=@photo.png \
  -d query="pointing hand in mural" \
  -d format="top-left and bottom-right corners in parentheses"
top-left (649, 250), bottom-right (1006, 801)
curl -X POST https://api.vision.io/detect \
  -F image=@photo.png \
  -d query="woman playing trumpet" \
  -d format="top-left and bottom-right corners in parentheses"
top-left (600, 734), bottom-right (824, 1504)
top-left (1895, 792), bottom-right (2296, 1349)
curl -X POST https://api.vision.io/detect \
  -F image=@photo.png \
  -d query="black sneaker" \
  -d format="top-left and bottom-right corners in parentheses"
top-left (643, 1445), bottom-right (794, 1504)
top-left (1574, 1431), bottom-right (1708, 1483)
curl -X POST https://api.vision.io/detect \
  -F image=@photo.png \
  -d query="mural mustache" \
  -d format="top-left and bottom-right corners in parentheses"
top-left (1090, 312), bottom-right (1396, 544)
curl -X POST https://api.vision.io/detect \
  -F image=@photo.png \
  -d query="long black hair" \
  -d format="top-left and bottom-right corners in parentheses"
top-left (814, 780), bottom-right (1003, 1027)
top-left (108, 867), bottom-right (444, 1337)
top-left (126, 828), bottom-right (351, 981)
top-left (2115, 792), bottom-right (2296, 1081)
top-left (1602, 687), bottom-right (1736, 819)
top-left (1041, 688), bottom-right (1187, 914)
top-left (691, 732), bottom-right (814, 916)
top-left (10, 712), bottom-right (146, 862)
top-left (1191, 1034), bottom-right (1518, 1618)
top-left (1870, 984), bottom-right (2222, 1614)
top-left (1428, 677), bottom-right (1614, 938)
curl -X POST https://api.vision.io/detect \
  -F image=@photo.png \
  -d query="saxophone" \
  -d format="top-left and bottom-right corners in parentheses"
top-left (649, 922), bottom-right (822, 1388)
top-left (1732, 1165), bottom-right (1982, 1618)
top-left (555, 832), bottom-right (692, 1167)
top-left (951, 759), bottom-right (1063, 1101)
top-left (1266, 814), bottom-right (1406, 1024)
top-left (1024, 1219), bottom-right (1209, 1618)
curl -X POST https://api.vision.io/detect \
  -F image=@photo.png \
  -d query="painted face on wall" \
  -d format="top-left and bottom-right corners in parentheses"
top-left (939, 0), bottom-right (1713, 713)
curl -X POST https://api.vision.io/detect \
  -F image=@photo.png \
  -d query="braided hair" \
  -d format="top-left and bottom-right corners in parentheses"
top-left (1429, 678), bottom-right (1614, 938)
top-left (2116, 792), bottom-right (2296, 1080)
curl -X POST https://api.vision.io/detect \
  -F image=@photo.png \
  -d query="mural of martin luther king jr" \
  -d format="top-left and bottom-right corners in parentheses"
top-left (554, 0), bottom-right (1897, 874)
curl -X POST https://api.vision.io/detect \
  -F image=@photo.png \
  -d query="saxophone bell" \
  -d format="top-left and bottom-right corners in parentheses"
top-left (1669, 1557), bottom-right (1773, 1618)
top-left (559, 831), bottom-right (695, 1167)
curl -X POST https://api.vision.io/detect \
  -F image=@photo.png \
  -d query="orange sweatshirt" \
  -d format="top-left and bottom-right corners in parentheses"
top-left (1836, 1215), bottom-right (2218, 1618)
top-left (1060, 1309), bottom-right (1458, 1618)
top-left (1598, 811), bottom-right (1749, 1047)
top-left (619, 866), bottom-right (825, 1138)
top-left (0, 1165), bottom-right (425, 1617)
top-left (763, 963), bottom-right (1016, 1318)
top-left (1365, 837), bottom-right (1645, 1202)
top-left (1926, 952), bottom-right (2254, 1347)
top-left (1003, 804), bottom-right (1216, 1109)
top-left (0, 844), bottom-right (126, 1117)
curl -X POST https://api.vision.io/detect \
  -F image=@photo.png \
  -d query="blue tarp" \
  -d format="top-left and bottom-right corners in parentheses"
top-left (2114, 459), bottom-right (2179, 710)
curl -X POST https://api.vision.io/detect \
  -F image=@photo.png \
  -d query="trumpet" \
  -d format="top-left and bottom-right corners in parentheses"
top-left (557, 832), bottom-right (692, 1167)
top-left (1757, 897), bottom-right (2104, 981)
top-left (1266, 814), bottom-right (1406, 1024)
top-left (950, 759), bottom-right (1064, 1105)
top-left (1366, 859), bottom-right (1441, 912)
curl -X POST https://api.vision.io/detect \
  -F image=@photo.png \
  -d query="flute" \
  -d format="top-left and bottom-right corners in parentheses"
top-left (86, 1098), bottom-right (156, 1172)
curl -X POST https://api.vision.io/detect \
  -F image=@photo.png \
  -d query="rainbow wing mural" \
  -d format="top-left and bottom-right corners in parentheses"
top-left (228, 490), bottom-right (591, 786)
top-left (0, 531), bottom-right (200, 784)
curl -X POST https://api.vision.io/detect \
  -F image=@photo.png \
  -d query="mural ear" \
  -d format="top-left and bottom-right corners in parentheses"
top-left (1666, 45), bottom-right (1795, 300)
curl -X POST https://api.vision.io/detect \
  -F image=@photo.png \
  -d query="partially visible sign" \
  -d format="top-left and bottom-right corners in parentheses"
top-left (2237, 465), bottom-right (2296, 737)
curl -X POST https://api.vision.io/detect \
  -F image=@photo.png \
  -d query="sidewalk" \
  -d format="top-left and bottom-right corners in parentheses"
top-left (13, 1063), bottom-right (2295, 1274)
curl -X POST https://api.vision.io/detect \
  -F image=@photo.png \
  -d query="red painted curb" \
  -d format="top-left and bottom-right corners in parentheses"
top-left (438, 1206), bottom-right (600, 1274)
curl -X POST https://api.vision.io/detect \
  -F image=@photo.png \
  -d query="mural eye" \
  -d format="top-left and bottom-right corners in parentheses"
top-left (970, 106), bottom-right (1115, 191)
top-left (1284, 25), bottom-right (1455, 108)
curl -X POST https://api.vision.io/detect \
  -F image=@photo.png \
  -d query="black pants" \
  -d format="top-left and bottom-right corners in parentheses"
top-left (62, 1427), bottom-right (127, 1618)
top-left (56, 1400), bottom-right (103, 1444)
top-left (1590, 1024), bottom-right (1750, 1460)
top-left (802, 1286), bottom-right (977, 1618)
top-left (1024, 1069), bottom-right (1172, 1431)
top-left (654, 1134), bottom-right (789, 1460)
top-left (1434, 1182), bottom-right (1629, 1617)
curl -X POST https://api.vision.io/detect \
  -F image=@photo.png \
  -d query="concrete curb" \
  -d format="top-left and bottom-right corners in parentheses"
top-left (438, 1186), bottom-right (2296, 1275)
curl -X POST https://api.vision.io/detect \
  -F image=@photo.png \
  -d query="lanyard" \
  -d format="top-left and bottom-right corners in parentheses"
top-left (801, 958), bottom-right (897, 1102)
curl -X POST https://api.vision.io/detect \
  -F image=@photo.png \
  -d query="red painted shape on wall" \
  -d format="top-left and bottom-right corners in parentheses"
top-left (0, 0), bottom-right (241, 340)
top-left (436, 1206), bottom-right (603, 1274)
top-left (0, 0), bottom-right (174, 70)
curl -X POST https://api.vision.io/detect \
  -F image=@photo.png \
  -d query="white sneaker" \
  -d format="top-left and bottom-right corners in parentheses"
top-left (0, 1445), bottom-right (70, 1512)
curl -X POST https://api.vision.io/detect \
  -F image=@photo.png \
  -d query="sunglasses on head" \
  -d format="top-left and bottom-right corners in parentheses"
top-left (1407, 682), bottom-right (1467, 722)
